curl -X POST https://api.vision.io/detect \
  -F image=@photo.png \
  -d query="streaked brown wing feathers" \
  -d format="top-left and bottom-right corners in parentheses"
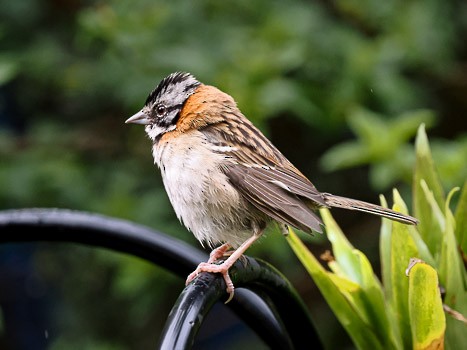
top-left (226, 164), bottom-right (323, 233)
top-left (259, 167), bottom-right (326, 205)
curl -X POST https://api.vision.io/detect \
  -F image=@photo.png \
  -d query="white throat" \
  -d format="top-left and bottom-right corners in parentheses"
top-left (145, 124), bottom-right (176, 141)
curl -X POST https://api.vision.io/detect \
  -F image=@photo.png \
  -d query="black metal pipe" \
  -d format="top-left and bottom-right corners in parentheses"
top-left (0, 208), bottom-right (322, 349)
top-left (0, 208), bottom-right (205, 275)
top-left (160, 256), bottom-right (321, 349)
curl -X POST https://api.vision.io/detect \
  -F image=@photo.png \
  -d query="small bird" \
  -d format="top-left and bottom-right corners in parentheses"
top-left (126, 72), bottom-right (418, 301)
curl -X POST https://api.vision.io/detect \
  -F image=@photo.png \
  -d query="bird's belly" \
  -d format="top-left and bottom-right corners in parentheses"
top-left (153, 133), bottom-right (255, 247)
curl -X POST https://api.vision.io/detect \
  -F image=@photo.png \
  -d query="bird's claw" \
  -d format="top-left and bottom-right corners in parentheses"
top-left (186, 262), bottom-right (235, 303)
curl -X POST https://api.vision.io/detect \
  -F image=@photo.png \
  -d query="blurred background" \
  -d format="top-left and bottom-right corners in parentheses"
top-left (1, 0), bottom-right (466, 349)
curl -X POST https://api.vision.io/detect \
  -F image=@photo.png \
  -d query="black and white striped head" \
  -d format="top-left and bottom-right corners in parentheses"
top-left (125, 72), bottom-right (201, 140)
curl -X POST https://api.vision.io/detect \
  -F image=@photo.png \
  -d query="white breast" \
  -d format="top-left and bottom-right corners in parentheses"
top-left (152, 131), bottom-right (253, 247)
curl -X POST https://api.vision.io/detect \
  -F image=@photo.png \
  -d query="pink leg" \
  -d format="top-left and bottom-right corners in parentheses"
top-left (207, 243), bottom-right (231, 264)
top-left (186, 234), bottom-right (262, 303)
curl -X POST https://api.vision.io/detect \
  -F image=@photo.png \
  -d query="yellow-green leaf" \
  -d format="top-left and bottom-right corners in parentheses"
top-left (321, 209), bottom-right (389, 335)
top-left (407, 261), bottom-right (445, 350)
top-left (390, 214), bottom-right (420, 350)
top-left (286, 228), bottom-right (385, 350)
top-left (310, 210), bottom-right (396, 348)
top-left (320, 208), bottom-right (363, 284)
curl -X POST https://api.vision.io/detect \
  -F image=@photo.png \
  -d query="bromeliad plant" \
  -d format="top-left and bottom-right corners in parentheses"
top-left (287, 125), bottom-right (466, 349)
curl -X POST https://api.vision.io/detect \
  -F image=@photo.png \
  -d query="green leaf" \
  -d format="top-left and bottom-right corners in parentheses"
top-left (413, 123), bottom-right (444, 201)
top-left (413, 124), bottom-right (445, 255)
top-left (439, 188), bottom-right (467, 348)
top-left (389, 214), bottom-right (420, 350)
top-left (379, 194), bottom-right (393, 300)
top-left (394, 189), bottom-right (435, 267)
top-left (438, 188), bottom-right (463, 295)
top-left (321, 209), bottom-right (395, 346)
top-left (321, 208), bottom-right (363, 283)
top-left (418, 180), bottom-right (445, 261)
top-left (286, 228), bottom-right (385, 350)
top-left (454, 180), bottom-right (467, 260)
top-left (407, 261), bottom-right (445, 350)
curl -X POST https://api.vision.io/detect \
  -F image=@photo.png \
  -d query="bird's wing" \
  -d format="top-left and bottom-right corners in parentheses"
top-left (225, 164), bottom-right (324, 233)
top-left (201, 121), bottom-right (326, 233)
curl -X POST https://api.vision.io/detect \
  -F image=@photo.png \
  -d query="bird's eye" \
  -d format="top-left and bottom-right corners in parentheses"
top-left (155, 104), bottom-right (167, 116)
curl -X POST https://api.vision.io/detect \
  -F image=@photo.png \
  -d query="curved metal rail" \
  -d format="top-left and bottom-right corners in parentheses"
top-left (0, 208), bottom-right (322, 349)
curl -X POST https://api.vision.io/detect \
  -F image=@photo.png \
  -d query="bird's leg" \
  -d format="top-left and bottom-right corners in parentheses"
top-left (186, 232), bottom-right (263, 303)
top-left (207, 243), bottom-right (232, 264)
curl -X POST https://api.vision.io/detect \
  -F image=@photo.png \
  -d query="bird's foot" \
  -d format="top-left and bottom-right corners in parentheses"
top-left (186, 261), bottom-right (235, 303)
top-left (186, 235), bottom-right (263, 303)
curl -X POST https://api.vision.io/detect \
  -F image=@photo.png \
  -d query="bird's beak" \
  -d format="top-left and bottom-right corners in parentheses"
top-left (125, 110), bottom-right (151, 125)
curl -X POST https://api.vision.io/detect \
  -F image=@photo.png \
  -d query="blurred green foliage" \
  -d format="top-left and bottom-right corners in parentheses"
top-left (321, 108), bottom-right (437, 189)
top-left (1, 0), bottom-right (466, 348)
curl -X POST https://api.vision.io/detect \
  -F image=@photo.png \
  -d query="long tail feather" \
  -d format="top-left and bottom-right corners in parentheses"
top-left (322, 193), bottom-right (418, 225)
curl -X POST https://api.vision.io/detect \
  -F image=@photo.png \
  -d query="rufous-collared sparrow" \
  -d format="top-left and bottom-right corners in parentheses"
top-left (126, 72), bottom-right (417, 302)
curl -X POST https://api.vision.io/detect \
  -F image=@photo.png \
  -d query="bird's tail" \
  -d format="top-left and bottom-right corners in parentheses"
top-left (322, 193), bottom-right (418, 225)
